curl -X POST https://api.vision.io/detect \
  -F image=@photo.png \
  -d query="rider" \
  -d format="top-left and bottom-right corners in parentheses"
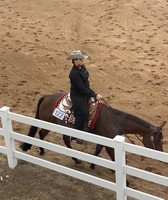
top-left (67, 50), bottom-right (103, 143)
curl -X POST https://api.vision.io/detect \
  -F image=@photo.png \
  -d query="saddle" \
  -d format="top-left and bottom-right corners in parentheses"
top-left (52, 93), bottom-right (104, 131)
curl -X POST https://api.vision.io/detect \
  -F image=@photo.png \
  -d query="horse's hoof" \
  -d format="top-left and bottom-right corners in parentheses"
top-left (19, 143), bottom-right (30, 151)
top-left (71, 137), bottom-right (77, 141)
top-left (75, 159), bottom-right (81, 165)
top-left (76, 139), bottom-right (84, 144)
top-left (40, 152), bottom-right (45, 156)
top-left (90, 164), bottom-right (95, 170)
top-left (19, 144), bottom-right (25, 150)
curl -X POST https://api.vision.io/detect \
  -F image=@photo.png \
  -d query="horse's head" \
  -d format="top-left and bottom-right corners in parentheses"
top-left (143, 121), bottom-right (166, 151)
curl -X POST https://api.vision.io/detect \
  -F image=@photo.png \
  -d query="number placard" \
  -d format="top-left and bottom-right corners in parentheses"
top-left (52, 108), bottom-right (66, 120)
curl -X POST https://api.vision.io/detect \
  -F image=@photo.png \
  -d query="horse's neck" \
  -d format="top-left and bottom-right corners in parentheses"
top-left (122, 113), bottom-right (155, 136)
top-left (109, 107), bottom-right (155, 136)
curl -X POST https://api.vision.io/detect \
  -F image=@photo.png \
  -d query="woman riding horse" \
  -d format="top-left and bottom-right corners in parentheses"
top-left (67, 50), bottom-right (102, 143)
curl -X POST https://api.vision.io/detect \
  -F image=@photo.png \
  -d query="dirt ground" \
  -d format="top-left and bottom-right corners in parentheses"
top-left (0, 0), bottom-right (168, 199)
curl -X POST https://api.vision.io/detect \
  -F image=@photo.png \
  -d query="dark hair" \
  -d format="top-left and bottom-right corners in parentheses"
top-left (72, 59), bottom-right (75, 64)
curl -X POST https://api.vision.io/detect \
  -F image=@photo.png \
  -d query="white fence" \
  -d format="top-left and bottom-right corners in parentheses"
top-left (0, 106), bottom-right (168, 200)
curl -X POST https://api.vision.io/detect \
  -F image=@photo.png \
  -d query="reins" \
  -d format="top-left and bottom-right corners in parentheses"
top-left (126, 134), bottom-right (156, 150)
top-left (125, 134), bottom-right (135, 144)
top-left (135, 134), bottom-right (143, 143)
top-left (125, 134), bottom-right (143, 145)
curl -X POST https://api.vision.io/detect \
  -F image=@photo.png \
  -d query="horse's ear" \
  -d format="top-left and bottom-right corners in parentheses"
top-left (159, 121), bottom-right (167, 129)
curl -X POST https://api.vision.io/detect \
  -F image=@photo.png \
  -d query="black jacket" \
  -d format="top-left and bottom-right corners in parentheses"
top-left (69, 64), bottom-right (96, 98)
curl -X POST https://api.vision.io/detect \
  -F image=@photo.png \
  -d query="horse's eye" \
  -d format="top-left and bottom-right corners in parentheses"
top-left (153, 132), bottom-right (158, 135)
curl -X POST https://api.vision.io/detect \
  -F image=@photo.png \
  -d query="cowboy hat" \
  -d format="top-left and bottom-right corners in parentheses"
top-left (66, 50), bottom-right (88, 60)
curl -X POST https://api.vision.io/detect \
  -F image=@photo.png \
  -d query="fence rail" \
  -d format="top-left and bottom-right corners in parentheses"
top-left (0, 106), bottom-right (168, 200)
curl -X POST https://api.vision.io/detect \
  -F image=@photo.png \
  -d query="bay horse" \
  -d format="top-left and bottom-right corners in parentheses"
top-left (20, 92), bottom-right (166, 167)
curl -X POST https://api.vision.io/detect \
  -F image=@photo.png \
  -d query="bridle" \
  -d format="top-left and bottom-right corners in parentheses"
top-left (126, 132), bottom-right (163, 150)
top-left (127, 121), bottom-right (166, 150)
top-left (150, 135), bottom-right (156, 150)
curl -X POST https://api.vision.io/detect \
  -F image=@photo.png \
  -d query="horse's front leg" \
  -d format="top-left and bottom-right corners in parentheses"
top-left (39, 129), bottom-right (50, 155)
top-left (63, 135), bottom-right (81, 164)
top-left (90, 144), bottom-right (104, 169)
top-left (104, 146), bottom-right (129, 186)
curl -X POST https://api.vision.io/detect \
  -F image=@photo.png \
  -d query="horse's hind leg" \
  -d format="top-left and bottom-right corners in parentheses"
top-left (39, 129), bottom-right (50, 155)
top-left (20, 125), bottom-right (38, 151)
top-left (63, 135), bottom-right (81, 164)
top-left (90, 144), bottom-right (104, 169)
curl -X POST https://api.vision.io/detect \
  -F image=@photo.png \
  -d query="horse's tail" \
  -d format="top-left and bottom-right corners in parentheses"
top-left (28, 96), bottom-right (45, 137)
top-left (35, 96), bottom-right (45, 119)
top-left (20, 96), bottom-right (45, 151)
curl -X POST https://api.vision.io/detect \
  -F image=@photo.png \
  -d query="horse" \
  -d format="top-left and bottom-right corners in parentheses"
top-left (20, 92), bottom-right (166, 168)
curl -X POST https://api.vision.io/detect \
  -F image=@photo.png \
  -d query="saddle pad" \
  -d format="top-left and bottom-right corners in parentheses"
top-left (52, 92), bottom-right (106, 130)
top-left (52, 93), bottom-right (71, 120)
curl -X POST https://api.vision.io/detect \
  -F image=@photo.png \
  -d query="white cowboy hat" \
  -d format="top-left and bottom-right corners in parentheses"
top-left (66, 50), bottom-right (88, 60)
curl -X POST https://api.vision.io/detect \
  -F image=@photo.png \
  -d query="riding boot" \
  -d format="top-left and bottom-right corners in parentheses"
top-left (75, 113), bottom-right (87, 144)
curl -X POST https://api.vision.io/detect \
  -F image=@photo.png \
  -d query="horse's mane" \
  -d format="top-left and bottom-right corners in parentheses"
top-left (107, 105), bottom-right (153, 129)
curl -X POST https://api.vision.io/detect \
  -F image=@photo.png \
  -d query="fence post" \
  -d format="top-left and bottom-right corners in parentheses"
top-left (0, 106), bottom-right (17, 168)
top-left (113, 135), bottom-right (126, 200)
